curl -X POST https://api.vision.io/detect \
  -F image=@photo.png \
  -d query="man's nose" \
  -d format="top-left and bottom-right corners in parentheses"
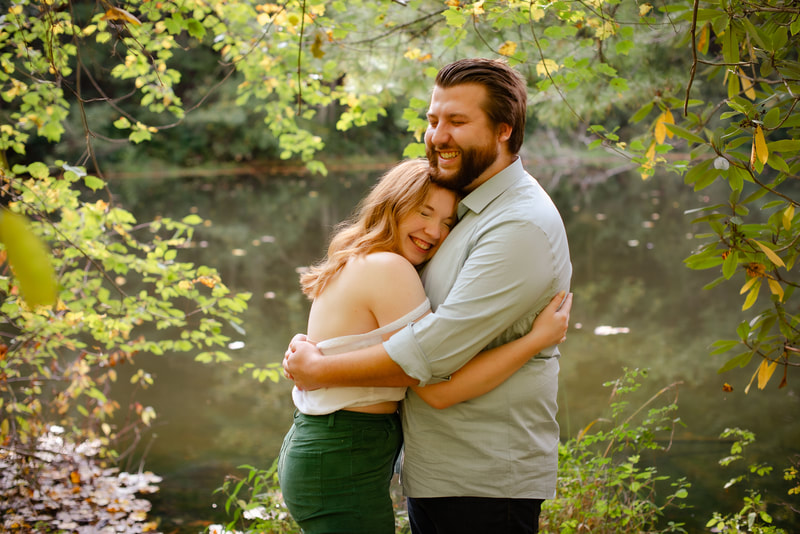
top-left (428, 124), bottom-right (450, 146)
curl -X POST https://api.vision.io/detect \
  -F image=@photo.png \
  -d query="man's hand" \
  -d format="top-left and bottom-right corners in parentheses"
top-left (283, 334), bottom-right (324, 391)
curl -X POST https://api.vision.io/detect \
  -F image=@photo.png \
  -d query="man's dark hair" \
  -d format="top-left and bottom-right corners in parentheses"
top-left (435, 58), bottom-right (528, 154)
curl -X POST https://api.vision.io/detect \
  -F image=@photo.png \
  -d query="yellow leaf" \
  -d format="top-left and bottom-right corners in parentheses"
top-left (783, 205), bottom-right (795, 231)
top-left (310, 33), bottom-right (324, 59)
top-left (744, 365), bottom-right (758, 394)
top-left (754, 125), bottom-right (768, 164)
top-left (750, 239), bottom-right (785, 268)
top-left (757, 359), bottom-right (778, 390)
top-left (102, 7), bottom-right (142, 26)
top-left (639, 3), bottom-right (653, 16)
top-left (697, 23), bottom-right (710, 54)
top-left (535, 59), bottom-right (559, 77)
top-left (654, 110), bottom-right (674, 144)
top-left (0, 209), bottom-right (58, 308)
top-left (498, 41), bottom-right (517, 57)
top-left (739, 276), bottom-right (759, 295)
top-left (742, 282), bottom-right (759, 310)
top-left (640, 141), bottom-right (656, 179)
top-left (739, 68), bottom-right (756, 100)
top-left (767, 278), bottom-right (784, 301)
top-left (404, 48), bottom-right (421, 60)
top-left (577, 419), bottom-right (600, 442)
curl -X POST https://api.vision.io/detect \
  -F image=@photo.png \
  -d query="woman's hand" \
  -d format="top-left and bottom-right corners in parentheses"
top-left (530, 291), bottom-right (572, 346)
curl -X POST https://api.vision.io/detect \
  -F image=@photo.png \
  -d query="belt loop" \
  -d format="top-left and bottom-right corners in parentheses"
top-left (327, 412), bottom-right (336, 428)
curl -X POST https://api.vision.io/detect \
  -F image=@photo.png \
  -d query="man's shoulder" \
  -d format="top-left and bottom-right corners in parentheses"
top-left (486, 175), bottom-right (561, 225)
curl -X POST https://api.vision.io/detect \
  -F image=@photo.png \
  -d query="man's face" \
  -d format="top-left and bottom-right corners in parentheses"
top-left (424, 83), bottom-right (506, 192)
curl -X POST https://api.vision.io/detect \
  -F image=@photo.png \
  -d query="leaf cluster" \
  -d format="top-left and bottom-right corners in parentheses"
top-left (0, 162), bottom-right (250, 470)
top-left (541, 368), bottom-right (690, 534)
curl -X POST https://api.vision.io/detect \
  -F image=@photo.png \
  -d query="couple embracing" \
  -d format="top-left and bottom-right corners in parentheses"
top-left (280, 58), bottom-right (573, 534)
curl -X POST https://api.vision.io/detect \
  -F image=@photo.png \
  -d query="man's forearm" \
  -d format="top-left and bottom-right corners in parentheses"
top-left (291, 340), bottom-right (418, 389)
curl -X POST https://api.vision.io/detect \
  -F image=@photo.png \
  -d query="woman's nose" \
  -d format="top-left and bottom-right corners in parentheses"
top-left (424, 221), bottom-right (442, 240)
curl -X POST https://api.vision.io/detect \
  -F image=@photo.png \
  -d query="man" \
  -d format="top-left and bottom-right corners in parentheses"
top-left (284, 57), bottom-right (572, 534)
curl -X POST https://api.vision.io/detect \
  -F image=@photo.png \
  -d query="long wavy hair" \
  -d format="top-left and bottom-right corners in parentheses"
top-left (300, 159), bottom-right (445, 299)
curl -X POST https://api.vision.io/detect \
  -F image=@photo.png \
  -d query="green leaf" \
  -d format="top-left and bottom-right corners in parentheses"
top-left (130, 129), bottom-right (152, 144)
top-left (403, 142), bottom-right (426, 158)
top-left (83, 175), bottom-right (105, 191)
top-left (186, 19), bottom-right (206, 40)
top-left (630, 102), bottom-right (654, 123)
top-left (718, 351), bottom-right (752, 373)
top-left (664, 123), bottom-right (706, 145)
top-left (28, 162), bottom-right (50, 179)
top-left (767, 139), bottom-right (800, 153)
top-left (443, 9), bottom-right (466, 27)
top-left (683, 158), bottom-right (713, 186)
top-left (722, 250), bottom-right (738, 279)
top-left (182, 214), bottom-right (203, 225)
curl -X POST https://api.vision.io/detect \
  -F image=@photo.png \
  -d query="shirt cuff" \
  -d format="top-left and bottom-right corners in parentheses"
top-left (383, 323), bottom-right (434, 386)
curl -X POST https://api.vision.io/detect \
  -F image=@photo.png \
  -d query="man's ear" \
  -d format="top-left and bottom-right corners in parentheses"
top-left (497, 123), bottom-right (512, 143)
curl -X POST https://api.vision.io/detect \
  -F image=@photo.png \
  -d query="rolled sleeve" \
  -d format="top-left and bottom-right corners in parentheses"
top-left (383, 322), bottom-right (433, 385)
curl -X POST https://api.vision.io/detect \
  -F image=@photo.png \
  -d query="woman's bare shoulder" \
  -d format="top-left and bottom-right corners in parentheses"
top-left (348, 252), bottom-right (418, 279)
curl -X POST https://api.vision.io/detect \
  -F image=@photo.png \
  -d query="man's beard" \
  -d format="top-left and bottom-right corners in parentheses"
top-left (427, 142), bottom-right (498, 192)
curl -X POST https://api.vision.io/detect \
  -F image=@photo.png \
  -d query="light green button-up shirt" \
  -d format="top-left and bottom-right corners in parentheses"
top-left (384, 158), bottom-right (572, 499)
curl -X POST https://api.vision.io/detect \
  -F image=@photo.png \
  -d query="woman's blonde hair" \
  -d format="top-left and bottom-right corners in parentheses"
top-left (300, 159), bottom-right (440, 299)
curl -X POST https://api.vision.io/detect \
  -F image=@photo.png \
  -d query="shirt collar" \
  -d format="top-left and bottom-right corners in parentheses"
top-left (457, 157), bottom-right (523, 219)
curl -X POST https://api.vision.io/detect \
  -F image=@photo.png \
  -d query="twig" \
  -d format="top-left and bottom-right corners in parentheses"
top-left (684, 0), bottom-right (699, 116)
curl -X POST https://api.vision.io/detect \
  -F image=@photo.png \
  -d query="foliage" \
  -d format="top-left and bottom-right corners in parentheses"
top-left (0, 0), bottom-right (255, 518)
top-left (704, 428), bottom-right (790, 534)
top-left (540, 368), bottom-right (690, 533)
top-left (3, 0), bottom-right (796, 389)
top-left (215, 458), bottom-right (300, 534)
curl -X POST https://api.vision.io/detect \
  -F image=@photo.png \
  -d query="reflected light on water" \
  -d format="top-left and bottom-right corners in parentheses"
top-left (593, 325), bottom-right (631, 336)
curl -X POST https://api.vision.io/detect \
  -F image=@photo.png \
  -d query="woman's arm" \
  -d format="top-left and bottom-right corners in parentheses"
top-left (412, 291), bottom-right (572, 409)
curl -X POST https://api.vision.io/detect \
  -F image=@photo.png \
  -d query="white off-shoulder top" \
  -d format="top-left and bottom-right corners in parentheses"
top-left (292, 299), bottom-right (430, 415)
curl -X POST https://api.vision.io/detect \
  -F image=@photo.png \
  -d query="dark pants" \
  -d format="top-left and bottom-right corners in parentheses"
top-left (407, 496), bottom-right (543, 534)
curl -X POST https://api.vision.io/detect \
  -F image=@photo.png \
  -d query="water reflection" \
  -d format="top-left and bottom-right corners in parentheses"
top-left (111, 164), bottom-right (799, 531)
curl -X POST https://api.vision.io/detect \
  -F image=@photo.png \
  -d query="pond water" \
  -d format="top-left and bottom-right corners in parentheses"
top-left (110, 160), bottom-right (799, 532)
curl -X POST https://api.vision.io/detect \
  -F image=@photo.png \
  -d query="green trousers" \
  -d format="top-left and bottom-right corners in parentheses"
top-left (277, 410), bottom-right (402, 534)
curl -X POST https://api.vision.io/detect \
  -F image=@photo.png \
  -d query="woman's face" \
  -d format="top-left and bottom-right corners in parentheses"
top-left (396, 186), bottom-right (458, 266)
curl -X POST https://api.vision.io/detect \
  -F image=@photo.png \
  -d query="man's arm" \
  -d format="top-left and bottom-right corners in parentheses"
top-left (386, 217), bottom-right (570, 384)
top-left (283, 335), bottom-right (418, 390)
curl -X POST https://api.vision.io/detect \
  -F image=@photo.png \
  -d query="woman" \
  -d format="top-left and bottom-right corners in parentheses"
top-left (277, 159), bottom-right (571, 533)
